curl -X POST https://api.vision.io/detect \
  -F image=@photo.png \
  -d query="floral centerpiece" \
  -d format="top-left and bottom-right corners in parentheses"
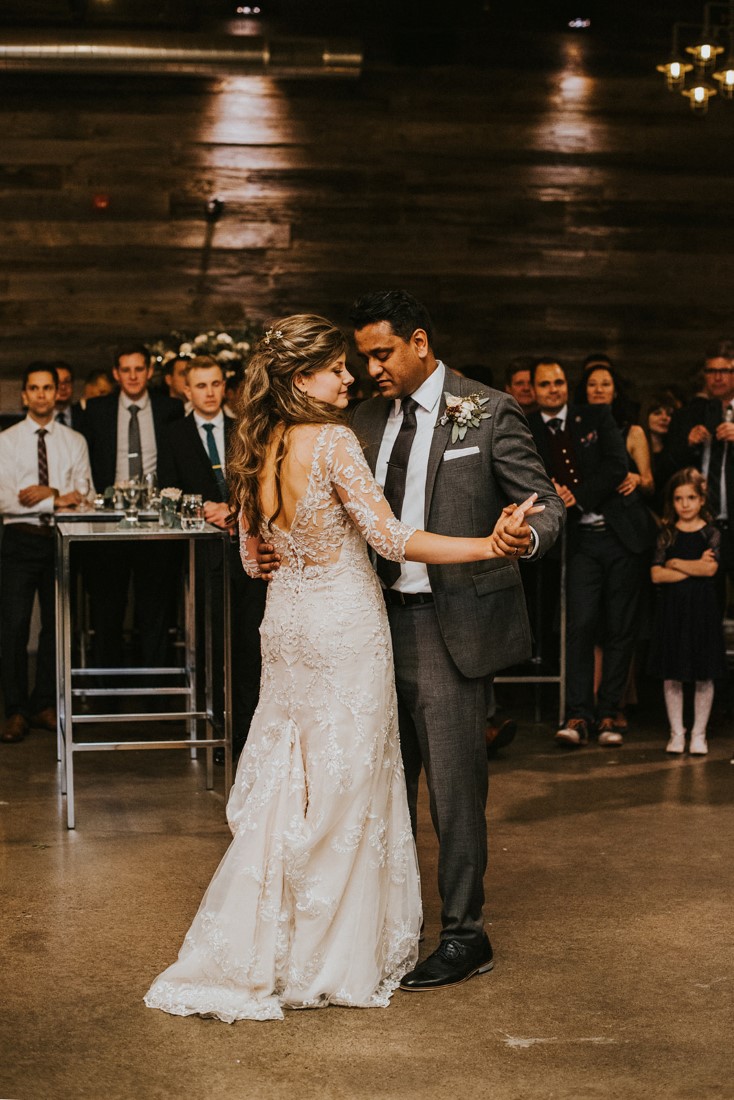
top-left (149, 322), bottom-right (261, 374)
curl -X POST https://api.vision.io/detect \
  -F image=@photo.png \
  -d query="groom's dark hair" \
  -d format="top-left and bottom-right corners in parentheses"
top-left (349, 290), bottom-right (434, 346)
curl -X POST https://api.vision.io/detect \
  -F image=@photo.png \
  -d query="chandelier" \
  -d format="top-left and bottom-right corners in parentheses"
top-left (657, 1), bottom-right (734, 113)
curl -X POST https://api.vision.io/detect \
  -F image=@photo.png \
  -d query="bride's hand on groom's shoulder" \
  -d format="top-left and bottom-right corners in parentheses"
top-left (256, 538), bottom-right (281, 580)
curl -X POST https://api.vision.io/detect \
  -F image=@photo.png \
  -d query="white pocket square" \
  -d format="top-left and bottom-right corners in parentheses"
top-left (443, 446), bottom-right (480, 461)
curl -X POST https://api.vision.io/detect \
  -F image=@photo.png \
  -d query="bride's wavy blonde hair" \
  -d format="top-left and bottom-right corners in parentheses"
top-left (229, 313), bottom-right (348, 534)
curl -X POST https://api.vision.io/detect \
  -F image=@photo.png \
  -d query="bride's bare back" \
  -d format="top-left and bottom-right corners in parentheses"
top-left (259, 424), bottom-right (336, 535)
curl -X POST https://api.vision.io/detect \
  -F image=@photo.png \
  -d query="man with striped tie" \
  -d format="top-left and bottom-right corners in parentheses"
top-left (0, 363), bottom-right (92, 743)
top-left (160, 356), bottom-right (266, 760)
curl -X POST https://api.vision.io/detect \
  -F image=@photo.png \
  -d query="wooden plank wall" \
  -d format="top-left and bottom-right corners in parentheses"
top-left (0, 36), bottom-right (733, 406)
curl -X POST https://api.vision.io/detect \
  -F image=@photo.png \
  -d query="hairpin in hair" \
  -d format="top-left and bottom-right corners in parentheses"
top-left (263, 328), bottom-right (283, 345)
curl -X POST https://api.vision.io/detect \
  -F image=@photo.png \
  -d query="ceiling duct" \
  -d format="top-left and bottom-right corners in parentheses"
top-left (0, 30), bottom-right (362, 78)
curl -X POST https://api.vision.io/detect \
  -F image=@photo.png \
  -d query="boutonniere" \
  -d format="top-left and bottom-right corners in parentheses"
top-left (438, 392), bottom-right (491, 443)
top-left (579, 429), bottom-right (598, 447)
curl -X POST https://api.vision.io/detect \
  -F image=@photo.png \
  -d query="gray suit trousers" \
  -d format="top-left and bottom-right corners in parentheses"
top-left (387, 601), bottom-right (490, 946)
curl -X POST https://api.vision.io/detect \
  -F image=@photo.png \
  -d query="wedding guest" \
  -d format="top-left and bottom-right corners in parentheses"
top-left (50, 361), bottom-right (85, 431)
top-left (505, 356), bottom-right (538, 415)
top-left (574, 357), bottom-right (657, 715)
top-left (0, 364), bottom-right (91, 743)
top-left (159, 356), bottom-right (266, 759)
top-left (649, 468), bottom-right (726, 756)
top-left (528, 358), bottom-right (651, 748)
top-left (82, 342), bottom-right (184, 672)
top-left (642, 391), bottom-right (683, 517)
top-left (164, 356), bottom-right (190, 404)
top-left (81, 368), bottom-right (113, 406)
top-left (223, 363), bottom-right (245, 415)
top-left (459, 363), bottom-right (495, 389)
top-left (667, 340), bottom-right (734, 613)
top-left (574, 356), bottom-right (654, 498)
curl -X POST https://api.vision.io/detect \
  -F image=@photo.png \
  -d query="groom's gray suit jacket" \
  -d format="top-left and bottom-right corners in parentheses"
top-left (351, 373), bottom-right (565, 678)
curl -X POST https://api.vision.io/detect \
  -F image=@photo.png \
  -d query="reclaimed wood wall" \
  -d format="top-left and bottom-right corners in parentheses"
top-left (1, 29), bottom-right (733, 406)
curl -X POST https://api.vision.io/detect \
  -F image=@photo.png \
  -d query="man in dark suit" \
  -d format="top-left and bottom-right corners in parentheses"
top-left (347, 291), bottom-right (564, 991)
top-left (50, 361), bottom-right (86, 432)
top-left (668, 339), bottom-right (734, 613)
top-left (527, 358), bottom-right (651, 750)
top-left (159, 356), bottom-right (266, 758)
top-left (82, 342), bottom-right (184, 670)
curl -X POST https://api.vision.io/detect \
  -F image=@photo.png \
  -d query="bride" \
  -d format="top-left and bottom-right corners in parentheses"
top-left (145, 314), bottom-right (541, 1022)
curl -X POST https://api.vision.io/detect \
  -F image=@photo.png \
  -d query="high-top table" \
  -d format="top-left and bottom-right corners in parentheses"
top-left (54, 519), bottom-right (232, 828)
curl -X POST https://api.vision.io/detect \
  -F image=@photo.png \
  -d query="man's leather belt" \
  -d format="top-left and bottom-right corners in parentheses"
top-left (383, 589), bottom-right (434, 607)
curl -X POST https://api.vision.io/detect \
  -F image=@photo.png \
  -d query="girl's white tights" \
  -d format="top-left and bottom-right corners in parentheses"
top-left (663, 679), bottom-right (715, 737)
top-left (664, 680), bottom-right (684, 736)
top-left (692, 679), bottom-right (715, 737)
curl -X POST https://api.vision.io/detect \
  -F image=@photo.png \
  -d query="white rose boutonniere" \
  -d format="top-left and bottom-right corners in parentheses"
top-left (438, 392), bottom-right (491, 443)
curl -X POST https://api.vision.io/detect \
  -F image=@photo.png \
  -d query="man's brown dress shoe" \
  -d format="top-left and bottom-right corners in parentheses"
top-left (485, 718), bottom-right (517, 757)
top-left (2, 714), bottom-right (29, 743)
top-left (30, 708), bottom-right (57, 733)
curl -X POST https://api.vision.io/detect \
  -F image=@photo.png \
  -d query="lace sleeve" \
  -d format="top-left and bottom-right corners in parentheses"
top-left (324, 426), bottom-right (416, 563)
top-left (239, 520), bottom-right (262, 578)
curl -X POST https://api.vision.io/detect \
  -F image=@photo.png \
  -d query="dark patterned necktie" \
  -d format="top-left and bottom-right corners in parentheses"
top-left (128, 404), bottom-right (143, 479)
top-left (202, 423), bottom-right (228, 502)
top-left (546, 417), bottom-right (562, 435)
top-left (37, 428), bottom-right (51, 524)
top-left (37, 428), bottom-right (49, 484)
top-left (376, 396), bottom-right (418, 588)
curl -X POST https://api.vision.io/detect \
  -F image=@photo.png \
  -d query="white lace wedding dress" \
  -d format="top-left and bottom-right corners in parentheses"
top-left (145, 425), bottom-right (422, 1022)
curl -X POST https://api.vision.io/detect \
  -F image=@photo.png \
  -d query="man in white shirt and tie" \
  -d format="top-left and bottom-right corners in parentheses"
top-left (0, 363), bottom-right (92, 743)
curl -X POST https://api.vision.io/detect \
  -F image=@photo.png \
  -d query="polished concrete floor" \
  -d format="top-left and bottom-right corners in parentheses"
top-left (1, 698), bottom-right (732, 1100)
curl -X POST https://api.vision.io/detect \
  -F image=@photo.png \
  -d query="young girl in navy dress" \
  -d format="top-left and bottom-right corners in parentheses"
top-left (648, 468), bottom-right (727, 756)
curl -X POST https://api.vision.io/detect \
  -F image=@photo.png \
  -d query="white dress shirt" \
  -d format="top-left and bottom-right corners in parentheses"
top-left (375, 363), bottom-right (446, 594)
top-left (541, 404), bottom-right (604, 526)
top-left (0, 416), bottom-right (93, 526)
top-left (193, 410), bottom-right (227, 478)
top-left (115, 391), bottom-right (157, 482)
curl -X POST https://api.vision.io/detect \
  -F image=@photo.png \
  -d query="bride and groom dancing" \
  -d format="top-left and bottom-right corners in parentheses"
top-left (145, 291), bottom-right (563, 1022)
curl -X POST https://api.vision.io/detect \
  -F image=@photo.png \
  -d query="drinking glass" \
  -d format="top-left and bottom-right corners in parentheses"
top-left (122, 479), bottom-right (142, 523)
top-left (180, 494), bottom-right (205, 531)
top-left (143, 472), bottom-right (158, 509)
top-left (74, 476), bottom-right (92, 509)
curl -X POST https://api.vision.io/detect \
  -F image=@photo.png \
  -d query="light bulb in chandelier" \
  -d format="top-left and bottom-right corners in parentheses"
top-left (656, 59), bottom-right (693, 90)
top-left (682, 81), bottom-right (717, 112)
top-left (685, 41), bottom-right (724, 68)
top-left (713, 64), bottom-right (734, 98)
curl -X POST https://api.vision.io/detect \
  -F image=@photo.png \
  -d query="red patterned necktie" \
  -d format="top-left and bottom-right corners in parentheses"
top-left (37, 428), bottom-right (51, 524)
top-left (37, 428), bottom-right (49, 485)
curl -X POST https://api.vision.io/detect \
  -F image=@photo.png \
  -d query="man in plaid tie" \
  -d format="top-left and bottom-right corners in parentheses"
top-left (0, 363), bottom-right (92, 744)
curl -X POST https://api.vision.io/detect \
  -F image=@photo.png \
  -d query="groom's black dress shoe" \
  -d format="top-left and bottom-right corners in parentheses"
top-left (400, 934), bottom-right (494, 991)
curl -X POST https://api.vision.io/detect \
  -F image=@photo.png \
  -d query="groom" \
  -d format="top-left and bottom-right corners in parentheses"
top-left (348, 291), bottom-right (563, 990)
